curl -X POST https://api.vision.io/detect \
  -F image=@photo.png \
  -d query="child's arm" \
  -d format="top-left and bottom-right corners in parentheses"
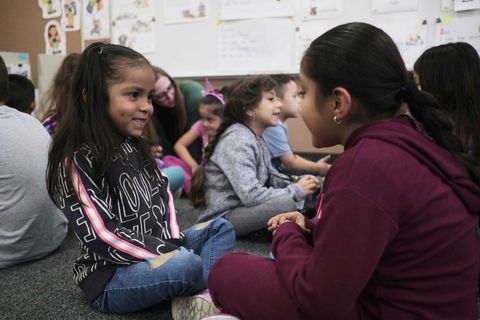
top-left (280, 153), bottom-right (331, 176)
top-left (61, 148), bottom-right (180, 264)
top-left (174, 126), bottom-right (201, 171)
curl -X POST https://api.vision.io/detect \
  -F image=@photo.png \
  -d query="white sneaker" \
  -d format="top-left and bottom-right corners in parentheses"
top-left (171, 289), bottom-right (220, 320)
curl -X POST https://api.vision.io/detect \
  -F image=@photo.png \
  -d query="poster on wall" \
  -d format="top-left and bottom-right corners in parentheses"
top-left (379, 22), bottom-right (427, 70)
top-left (44, 20), bottom-right (67, 55)
top-left (38, 0), bottom-right (62, 19)
top-left (220, 0), bottom-right (295, 20)
top-left (217, 18), bottom-right (293, 73)
top-left (163, 0), bottom-right (209, 24)
top-left (454, 0), bottom-right (480, 11)
top-left (83, 0), bottom-right (110, 39)
top-left (294, 24), bottom-right (333, 72)
top-left (435, 16), bottom-right (480, 53)
top-left (111, 0), bottom-right (156, 54)
top-left (371, 0), bottom-right (418, 14)
top-left (300, 0), bottom-right (344, 20)
top-left (61, 0), bottom-right (81, 31)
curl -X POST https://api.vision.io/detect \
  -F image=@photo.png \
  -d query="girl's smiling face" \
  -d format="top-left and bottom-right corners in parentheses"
top-left (199, 104), bottom-right (222, 137)
top-left (247, 89), bottom-right (282, 135)
top-left (107, 65), bottom-right (155, 138)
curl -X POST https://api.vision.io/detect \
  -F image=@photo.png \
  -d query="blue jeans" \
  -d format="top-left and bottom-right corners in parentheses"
top-left (93, 218), bottom-right (235, 314)
top-left (162, 166), bottom-right (185, 193)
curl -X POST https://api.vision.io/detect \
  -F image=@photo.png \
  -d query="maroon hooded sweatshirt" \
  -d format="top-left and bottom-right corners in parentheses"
top-left (209, 116), bottom-right (480, 319)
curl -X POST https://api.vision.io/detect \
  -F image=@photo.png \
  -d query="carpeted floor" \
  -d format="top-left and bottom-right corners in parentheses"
top-left (0, 198), bottom-right (271, 320)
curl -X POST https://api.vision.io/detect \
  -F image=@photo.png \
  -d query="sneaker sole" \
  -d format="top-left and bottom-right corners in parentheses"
top-left (171, 295), bottom-right (220, 320)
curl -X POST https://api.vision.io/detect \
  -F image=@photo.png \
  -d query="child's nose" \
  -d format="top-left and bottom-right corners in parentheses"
top-left (141, 98), bottom-right (154, 113)
top-left (275, 98), bottom-right (282, 108)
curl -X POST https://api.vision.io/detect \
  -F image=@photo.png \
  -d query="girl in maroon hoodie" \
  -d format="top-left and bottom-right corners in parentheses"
top-left (207, 22), bottom-right (480, 320)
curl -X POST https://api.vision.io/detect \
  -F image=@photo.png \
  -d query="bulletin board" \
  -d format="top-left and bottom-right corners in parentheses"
top-left (142, 0), bottom-right (480, 78)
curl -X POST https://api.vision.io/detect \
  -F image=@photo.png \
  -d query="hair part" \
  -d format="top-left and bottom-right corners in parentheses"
top-left (47, 42), bottom-right (156, 206)
top-left (190, 75), bottom-right (276, 207)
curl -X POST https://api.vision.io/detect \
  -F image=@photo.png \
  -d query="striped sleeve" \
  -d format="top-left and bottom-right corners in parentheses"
top-left (61, 150), bottom-right (178, 264)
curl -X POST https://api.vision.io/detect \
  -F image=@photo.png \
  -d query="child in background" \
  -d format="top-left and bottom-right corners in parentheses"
top-left (207, 23), bottom-right (480, 319)
top-left (262, 74), bottom-right (330, 176)
top-left (40, 53), bottom-right (81, 134)
top-left (46, 42), bottom-right (235, 317)
top-left (414, 42), bottom-right (480, 160)
top-left (163, 79), bottom-right (225, 194)
top-left (190, 75), bottom-right (319, 238)
top-left (6, 74), bottom-right (36, 114)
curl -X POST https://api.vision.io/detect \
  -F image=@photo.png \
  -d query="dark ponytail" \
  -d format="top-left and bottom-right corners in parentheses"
top-left (301, 22), bottom-right (480, 185)
top-left (406, 87), bottom-right (480, 184)
top-left (189, 75), bottom-right (277, 207)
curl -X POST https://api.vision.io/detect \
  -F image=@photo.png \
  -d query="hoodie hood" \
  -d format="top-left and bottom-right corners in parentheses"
top-left (345, 115), bottom-right (480, 214)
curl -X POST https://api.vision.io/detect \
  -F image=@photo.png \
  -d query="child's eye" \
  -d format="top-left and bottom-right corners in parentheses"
top-left (298, 91), bottom-right (305, 98)
top-left (129, 91), bottom-right (139, 99)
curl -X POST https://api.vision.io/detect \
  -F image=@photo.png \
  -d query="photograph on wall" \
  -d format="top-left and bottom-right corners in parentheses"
top-left (44, 20), bottom-right (66, 55)
top-left (111, 0), bottom-right (156, 54)
top-left (83, 0), bottom-right (110, 39)
top-left (38, 0), bottom-right (62, 19)
top-left (163, 0), bottom-right (209, 24)
top-left (301, 0), bottom-right (344, 21)
top-left (371, 0), bottom-right (418, 14)
top-left (61, 0), bottom-right (81, 31)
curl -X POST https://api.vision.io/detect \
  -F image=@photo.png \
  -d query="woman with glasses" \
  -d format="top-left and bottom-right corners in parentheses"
top-left (146, 66), bottom-right (204, 162)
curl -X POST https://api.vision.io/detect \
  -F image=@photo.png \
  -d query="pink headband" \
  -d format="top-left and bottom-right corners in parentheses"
top-left (202, 78), bottom-right (225, 105)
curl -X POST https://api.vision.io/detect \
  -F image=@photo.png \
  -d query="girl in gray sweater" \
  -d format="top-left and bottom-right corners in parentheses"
top-left (191, 75), bottom-right (319, 237)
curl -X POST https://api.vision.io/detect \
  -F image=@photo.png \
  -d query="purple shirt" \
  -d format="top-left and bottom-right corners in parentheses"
top-left (271, 116), bottom-right (480, 319)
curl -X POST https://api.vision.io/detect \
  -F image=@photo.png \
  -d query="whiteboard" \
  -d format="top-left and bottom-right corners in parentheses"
top-left (142, 0), bottom-right (480, 78)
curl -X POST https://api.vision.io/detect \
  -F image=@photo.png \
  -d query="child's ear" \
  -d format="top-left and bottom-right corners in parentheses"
top-left (330, 87), bottom-right (352, 123)
top-left (28, 101), bottom-right (36, 114)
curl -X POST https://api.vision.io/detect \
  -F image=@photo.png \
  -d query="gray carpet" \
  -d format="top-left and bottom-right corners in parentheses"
top-left (0, 198), bottom-right (271, 320)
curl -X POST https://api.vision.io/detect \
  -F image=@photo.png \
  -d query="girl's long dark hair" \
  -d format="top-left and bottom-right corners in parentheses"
top-left (46, 42), bottom-right (156, 206)
top-left (190, 75), bottom-right (276, 207)
top-left (301, 22), bottom-right (479, 184)
top-left (414, 42), bottom-right (480, 160)
top-left (40, 53), bottom-right (81, 124)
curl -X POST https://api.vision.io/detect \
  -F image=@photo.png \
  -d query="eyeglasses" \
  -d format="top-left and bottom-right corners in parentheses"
top-left (155, 83), bottom-right (174, 101)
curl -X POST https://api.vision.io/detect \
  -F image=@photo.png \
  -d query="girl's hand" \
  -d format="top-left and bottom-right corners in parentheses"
top-left (151, 145), bottom-right (163, 158)
top-left (316, 155), bottom-right (331, 176)
top-left (267, 211), bottom-right (308, 235)
top-left (296, 175), bottom-right (320, 195)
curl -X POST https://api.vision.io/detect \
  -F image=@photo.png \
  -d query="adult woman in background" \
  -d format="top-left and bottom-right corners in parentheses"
top-left (147, 66), bottom-right (204, 161)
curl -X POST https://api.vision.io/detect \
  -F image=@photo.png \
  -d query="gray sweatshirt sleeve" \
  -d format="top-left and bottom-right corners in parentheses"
top-left (212, 128), bottom-right (305, 206)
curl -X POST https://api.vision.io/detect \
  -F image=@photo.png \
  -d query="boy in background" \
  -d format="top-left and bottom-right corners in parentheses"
top-left (6, 74), bottom-right (36, 114)
top-left (263, 74), bottom-right (330, 177)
